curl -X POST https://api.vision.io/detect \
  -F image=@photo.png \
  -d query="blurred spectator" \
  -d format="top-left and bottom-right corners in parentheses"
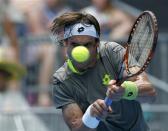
top-left (82, 0), bottom-right (135, 41)
top-left (27, 0), bottom-right (71, 34)
top-left (18, 0), bottom-right (72, 106)
top-left (0, 46), bottom-right (26, 108)
top-left (0, 0), bottom-right (26, 94)
top-left (0, 0), bottom-right (26, 49)
top-left (0, 0), bottom-right (27, 88)
top-left (0, 47), bottom-right (48, 131)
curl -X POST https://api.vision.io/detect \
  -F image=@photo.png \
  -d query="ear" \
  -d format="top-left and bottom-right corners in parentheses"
top-left (96, 41), bottom-right (99, 48)
top-left (96, 43), bottom-right (99, 47)
top-left (63, 40), bottom-right (68, 46)
top-left (95, 38), bottom-right (100, 46)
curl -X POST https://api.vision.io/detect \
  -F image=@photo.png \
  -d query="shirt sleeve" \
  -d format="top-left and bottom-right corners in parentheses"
top-left (105, 42), bottom-right (126, 78)
top-left (52, 77), bottom-right (75, 109)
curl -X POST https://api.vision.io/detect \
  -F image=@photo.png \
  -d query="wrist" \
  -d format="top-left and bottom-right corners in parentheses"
top-left (121, 81), bottom-right (138, 100)
top-left (82, 105), bottom-right (99, 129)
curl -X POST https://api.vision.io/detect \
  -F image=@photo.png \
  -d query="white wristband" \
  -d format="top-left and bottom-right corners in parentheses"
top-left (82, 105), bottom-right (100, 129)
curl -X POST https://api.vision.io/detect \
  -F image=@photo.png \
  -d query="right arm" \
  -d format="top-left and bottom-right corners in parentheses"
top-left (62, 103), bottom-right (93, 131)
top-left (53, 78), bottom-right (110, 130)
top-left (62, 100), bottom-right (110, 131)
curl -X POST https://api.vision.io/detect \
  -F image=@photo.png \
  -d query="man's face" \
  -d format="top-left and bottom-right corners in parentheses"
top-left (64, 35), bottom-right (99, 72)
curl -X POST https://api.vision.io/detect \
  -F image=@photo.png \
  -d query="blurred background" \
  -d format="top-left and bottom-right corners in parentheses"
top-left (0, 0), bottom-right (167, 131)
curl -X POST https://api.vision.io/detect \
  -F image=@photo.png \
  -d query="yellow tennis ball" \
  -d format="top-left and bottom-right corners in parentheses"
top-left (71, 46), bottom-right (90, 62)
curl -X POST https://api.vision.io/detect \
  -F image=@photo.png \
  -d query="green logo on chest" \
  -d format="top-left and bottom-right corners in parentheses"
top-left (102, 74), bottom-right (111, 86)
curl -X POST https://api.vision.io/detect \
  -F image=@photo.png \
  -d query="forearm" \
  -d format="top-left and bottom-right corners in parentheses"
top-left (63, 104), bottom-right (99, 131)
top-left (70, 119), bottom-right (96, 131)
top-left (136, 84), bottom-right (157, 103)
top-left (121, 72), bottom-right (157, 103)
top-left (135, 73), bottom-right (157, 103)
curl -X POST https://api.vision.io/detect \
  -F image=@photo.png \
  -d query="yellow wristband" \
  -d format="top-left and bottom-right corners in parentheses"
top-left (121, 81), bottom-right (138, 100)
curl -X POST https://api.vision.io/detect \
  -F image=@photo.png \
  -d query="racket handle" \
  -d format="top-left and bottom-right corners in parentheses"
top-left (104, 97), bottom-right (112, 106)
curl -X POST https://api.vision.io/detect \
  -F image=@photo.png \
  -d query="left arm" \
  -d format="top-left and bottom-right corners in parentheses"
top-left (107, 71), bottom-right (157, 103)
top-left (106, 43), bottom-right (156, 103)
top-left (133, 72), bottom-right (157, 103)
top-left (121, 66), bottom-right (157, 103)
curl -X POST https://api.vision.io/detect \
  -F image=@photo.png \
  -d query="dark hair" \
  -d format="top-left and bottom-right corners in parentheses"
top-left (51, 12), bottom-right (100, 42)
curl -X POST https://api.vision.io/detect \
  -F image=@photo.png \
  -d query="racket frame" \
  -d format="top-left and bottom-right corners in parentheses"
top-left (119, 10), bottom-right (158, 84)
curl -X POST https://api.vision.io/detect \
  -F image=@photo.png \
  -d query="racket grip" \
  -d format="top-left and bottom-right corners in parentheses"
top-left (104, 97), bottom-right (112, 106)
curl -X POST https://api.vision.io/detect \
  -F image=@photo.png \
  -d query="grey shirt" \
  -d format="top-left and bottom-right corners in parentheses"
top-left (52, 41), bottom-right (149, 131)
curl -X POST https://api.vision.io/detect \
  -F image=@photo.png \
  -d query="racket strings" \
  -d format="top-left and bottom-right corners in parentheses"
top-left (128, 15), bottom-right (154, 74)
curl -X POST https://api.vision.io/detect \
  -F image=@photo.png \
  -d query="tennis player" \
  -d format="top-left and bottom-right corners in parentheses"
top-left (52, 12), bottom-right (156, 131)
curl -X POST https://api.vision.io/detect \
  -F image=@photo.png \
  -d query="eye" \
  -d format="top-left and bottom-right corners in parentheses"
top-left (84, 43), bottom-right (90, 47)
top-left (86, 42), bottom-right (96, 48)
top-left (71, 42), bottom-right (79, 47)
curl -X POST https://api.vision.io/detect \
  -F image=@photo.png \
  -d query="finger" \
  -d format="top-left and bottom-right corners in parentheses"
top-left (107, 86), bottom-right (124, 100)
top-left (97, 100), bottom-right (108, 111)
top-left (107, 85), bottom-right (119, 94)
top-left (108, 106), bottom-right (113, 113)
top-left (92, 102), bottom-right (104, 115)
top-left (90, 105), bottom-right (102, 117)
top-left (111, 85), bottom-right (120, 92)
top-left (106, 88), bottom-right (115, 97)
top-left (108, 80), bottom-right (116, 85)
top-left (108, 81), bottom-right (120, 91)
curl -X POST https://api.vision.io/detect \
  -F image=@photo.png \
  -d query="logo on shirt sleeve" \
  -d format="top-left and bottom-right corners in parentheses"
top-left (102, 74), bottom-right (111, 86)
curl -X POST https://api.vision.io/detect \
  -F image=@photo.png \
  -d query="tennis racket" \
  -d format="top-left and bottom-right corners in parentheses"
top-left (104, 10), bottom-right (158, 106)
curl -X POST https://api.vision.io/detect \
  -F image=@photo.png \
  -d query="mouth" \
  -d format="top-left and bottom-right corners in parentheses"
top-left (76, 57), bottom-right (97, 71)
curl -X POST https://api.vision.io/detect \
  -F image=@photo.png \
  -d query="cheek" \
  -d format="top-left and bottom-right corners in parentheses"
top-left (87, 49), bottom-right (97, 63)
top-left (66, 46), bottom-right (73, 55)
top-left (89, 47), bottom-right (97, 57)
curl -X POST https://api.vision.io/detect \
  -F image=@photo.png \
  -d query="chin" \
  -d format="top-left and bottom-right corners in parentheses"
top-left (76, 57), bottom-right (97, 71)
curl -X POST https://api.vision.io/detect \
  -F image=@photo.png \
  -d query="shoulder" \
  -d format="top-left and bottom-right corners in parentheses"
top-left (99, 41), bottom-right (126, 73)
top-left (99, 41), bottom-right (125, 54)
top-left (53, 63), bottom-right (71, 84)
